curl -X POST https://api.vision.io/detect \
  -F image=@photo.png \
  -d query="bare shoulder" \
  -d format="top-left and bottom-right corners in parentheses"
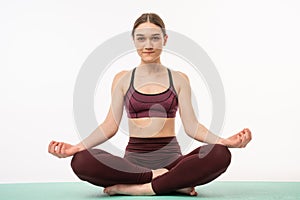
top-left (169, 69), bottom-right (190, 85)
top-left (168, 69), bottom-right (191, 95)
top-left (113, 70), bottom-right (129, 81)
top-left (111, 69), bottom-right (133, 94)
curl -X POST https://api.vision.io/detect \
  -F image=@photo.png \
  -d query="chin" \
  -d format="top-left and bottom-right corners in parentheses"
top-left (142, 59), bottom-right (158, 64)
top-left (141, 56), bottom-right (159, 63)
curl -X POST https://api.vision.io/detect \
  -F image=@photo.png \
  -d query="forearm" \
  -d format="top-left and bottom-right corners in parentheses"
top-left (188, 123), bottom-right (224, 145)
top-left (75, 123), bottom-right (116, 151)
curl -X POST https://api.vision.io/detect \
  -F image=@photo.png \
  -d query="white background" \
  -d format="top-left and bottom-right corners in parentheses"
top-left (1, 0), bottom-right (300, 183)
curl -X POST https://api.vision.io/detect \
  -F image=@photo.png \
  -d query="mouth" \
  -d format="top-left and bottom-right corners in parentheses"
top-left (142, 51), bottom-right (155, 54)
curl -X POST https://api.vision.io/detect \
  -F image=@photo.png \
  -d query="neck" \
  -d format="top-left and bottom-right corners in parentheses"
top-left (140, 56), bottom-right (161, 64)
top-left (137, 63), bottom-right (165, 74)
top-left (139, 58), bottom-right (164, 73)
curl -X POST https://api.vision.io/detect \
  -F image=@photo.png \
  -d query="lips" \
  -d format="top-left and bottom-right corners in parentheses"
top-left (142, 52), bottom-right (155, 54)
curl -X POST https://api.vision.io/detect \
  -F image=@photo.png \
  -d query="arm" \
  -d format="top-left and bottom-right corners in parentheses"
top-left (75, 70), bottom-right (126, 150)
top-left (48, 71), bottom-right (127, 158)
top-left (177, 72), bottom-right (251, 148)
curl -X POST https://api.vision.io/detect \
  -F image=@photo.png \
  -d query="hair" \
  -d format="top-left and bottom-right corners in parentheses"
top-left (131, 13), bottom-right (166, 38)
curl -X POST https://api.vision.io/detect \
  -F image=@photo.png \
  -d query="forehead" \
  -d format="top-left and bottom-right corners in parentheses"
top-left (134, 22), bottom-right (163, 36)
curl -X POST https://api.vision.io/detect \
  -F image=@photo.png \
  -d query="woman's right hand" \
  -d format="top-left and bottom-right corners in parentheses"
top-left (48, 141), bottom-right (82, 158)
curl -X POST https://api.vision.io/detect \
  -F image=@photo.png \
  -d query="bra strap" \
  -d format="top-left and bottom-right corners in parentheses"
top-left (130, 67), bottom-right (136, 87)
top-left (167, 68), bottom-right (174, 88)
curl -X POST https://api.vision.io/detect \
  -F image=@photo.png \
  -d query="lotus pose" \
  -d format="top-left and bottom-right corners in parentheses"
top-left (48, 13), bottom-right (252, 196)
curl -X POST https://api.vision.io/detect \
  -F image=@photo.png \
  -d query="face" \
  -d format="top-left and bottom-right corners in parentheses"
top-left (133, 22), bottom-right (168, 64)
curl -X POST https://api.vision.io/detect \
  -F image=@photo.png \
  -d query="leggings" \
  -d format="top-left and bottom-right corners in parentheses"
top-left (71, 137), bottom-right (231, 195)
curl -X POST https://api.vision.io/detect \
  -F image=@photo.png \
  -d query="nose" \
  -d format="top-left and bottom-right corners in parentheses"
top-left (144, 39), bottom-right (153, 49)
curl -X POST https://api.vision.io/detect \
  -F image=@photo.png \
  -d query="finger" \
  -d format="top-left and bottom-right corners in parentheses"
top-left (239, 135), bottom-right (245, 148)
top-left (54, 149), bottom-right (63, 158)
top-left (240, 135), bottom-right (246, 147)
top-left (56, 142), bottom-right (63, 154)
top-left (50, 142), bottom-right (58, 154)
top-left (61, 143), bottom-right (67, 155)
top-left (244, 128), bottom-right (251, 133)
top-left (239, 133), bottom-right (243, 142)
top-left (242, 134), bottom-right (251, 147)
top-left (242, 132), bottom-right (248, 141)
top-left (236, 134), bottom-right (243, 148)
top-left (243, 130), bottom-right (251, 143)
top-left (246, 130), bottom-right (252, 141)
top-left (245, 128), bottom-right (252, 136)
top-left (48, 141), bottom-right (56, 153)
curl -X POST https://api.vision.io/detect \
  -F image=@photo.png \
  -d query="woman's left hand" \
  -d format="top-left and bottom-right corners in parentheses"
top-left (219, 128), bottom-right (252, 148)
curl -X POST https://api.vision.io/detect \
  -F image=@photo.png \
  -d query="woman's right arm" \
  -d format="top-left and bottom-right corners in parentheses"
top-left (48, 71), bottom-right (128, 158)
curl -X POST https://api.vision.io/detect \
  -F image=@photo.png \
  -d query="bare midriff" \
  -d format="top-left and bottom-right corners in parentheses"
top-left (128, 117), bottom-right (176, 138)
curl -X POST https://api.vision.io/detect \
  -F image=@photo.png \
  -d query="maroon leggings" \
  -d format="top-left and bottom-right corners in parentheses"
top-left (71, 137), bottom-right (231, 195)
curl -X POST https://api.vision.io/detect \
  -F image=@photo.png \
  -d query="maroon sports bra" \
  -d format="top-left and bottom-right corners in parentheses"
top-left (124, 67), bottom-right (178, 118)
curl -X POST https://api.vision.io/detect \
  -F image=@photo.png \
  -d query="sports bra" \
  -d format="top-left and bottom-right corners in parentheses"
top-left (124, 67), bottom-right (178, 118)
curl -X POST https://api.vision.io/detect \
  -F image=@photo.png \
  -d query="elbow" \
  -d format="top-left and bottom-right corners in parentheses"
top-left (100, 122), bottom-right (119, 139)
top-left (108, 124), bottom-right (119, 138)
top-left (184, 121), bottom-right (199, 138)
top-left (111, 126), bottom-right (119, 137)
top-left (184, 126), bottom-right (192, 136)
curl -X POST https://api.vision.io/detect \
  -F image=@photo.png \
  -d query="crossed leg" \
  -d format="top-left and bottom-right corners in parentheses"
top-left (103, 144), bottom-right (231, 196)
top-left (71, 148), bottom-right (153, 187)
top-left (103, 168), bottom-right (197, 196)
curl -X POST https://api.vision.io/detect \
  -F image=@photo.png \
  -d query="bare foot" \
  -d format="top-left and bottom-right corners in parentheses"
top-left (152, 169), bottom-right (198, 196)
top-left (176, 187), bottom-right (198, 196)
top-left (152, 168), bottom-right (169, 179)
top-left (103, 183), bottom-right (155, 196)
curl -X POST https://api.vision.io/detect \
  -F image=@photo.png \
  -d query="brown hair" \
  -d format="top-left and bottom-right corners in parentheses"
top-left (131, 13), bottom-right (166, 37)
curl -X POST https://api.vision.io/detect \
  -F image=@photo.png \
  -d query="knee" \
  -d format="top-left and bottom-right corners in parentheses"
top-left (211, 144), bottom-right (232, 169)
top-left (71, 149), bottom-right (90, 176)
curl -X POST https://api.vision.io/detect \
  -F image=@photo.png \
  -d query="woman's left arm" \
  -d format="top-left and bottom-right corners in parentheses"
top-left (176, 71), bottom-right (252, 148)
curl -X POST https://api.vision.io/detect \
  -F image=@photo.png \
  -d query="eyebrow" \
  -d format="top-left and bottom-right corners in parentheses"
top-left (135, 33), bottom-right (161, 36)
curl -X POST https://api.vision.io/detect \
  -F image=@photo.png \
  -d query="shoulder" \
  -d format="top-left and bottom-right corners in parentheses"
top-left (111, 69), bottom-right (133, 94)
top-left (113, 70), bottom-right (129, 81)
top-left (168, 69), bottom-right (191, 96)
top-left (169, 69), bottom-right (190, 85)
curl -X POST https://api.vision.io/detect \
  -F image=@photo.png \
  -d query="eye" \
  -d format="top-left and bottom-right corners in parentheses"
top-left (152, 36), bottom-right (161, 40)
top-left (136, 37), bottom-right (145, 41)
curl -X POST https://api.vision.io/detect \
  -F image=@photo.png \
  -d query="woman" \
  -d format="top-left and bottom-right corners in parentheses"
top-left (48, 13), bottom-right (252, 196)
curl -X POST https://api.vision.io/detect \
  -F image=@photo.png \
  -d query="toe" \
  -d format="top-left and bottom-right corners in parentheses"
top-left (190, 188), bottom-right (198, 196)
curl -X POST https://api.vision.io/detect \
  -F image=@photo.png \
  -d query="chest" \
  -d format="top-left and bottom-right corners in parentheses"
top-left (133, 75), bottom-right (170, 95)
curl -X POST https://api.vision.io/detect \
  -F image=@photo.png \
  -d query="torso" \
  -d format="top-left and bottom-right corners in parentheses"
top-left (121, 66), bottom-right (180, 138)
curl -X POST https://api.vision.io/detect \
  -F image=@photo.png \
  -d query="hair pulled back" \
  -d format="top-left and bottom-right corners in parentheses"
top-left (131, 13), bottom-right (166, 37)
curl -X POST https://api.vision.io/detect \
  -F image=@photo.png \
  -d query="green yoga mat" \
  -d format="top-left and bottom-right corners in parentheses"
top-left (1, 181), bottom-right (299, 200)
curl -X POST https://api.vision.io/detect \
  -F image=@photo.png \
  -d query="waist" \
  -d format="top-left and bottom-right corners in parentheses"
top-left (124, 136), bottom-right (182, 169)
top-left (125, 136), bottom-right (181, 153)
top-left (128, 118), bottom-right (176, 138)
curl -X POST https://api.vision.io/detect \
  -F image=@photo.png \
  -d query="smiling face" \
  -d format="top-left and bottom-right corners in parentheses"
top-left (133, 22), bottom-right (168, 64)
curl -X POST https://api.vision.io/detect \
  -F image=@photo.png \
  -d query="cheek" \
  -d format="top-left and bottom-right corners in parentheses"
top-left (153, 41), bottom-right (164, 50)
top-left (136, 49), bottom-right (143, 57)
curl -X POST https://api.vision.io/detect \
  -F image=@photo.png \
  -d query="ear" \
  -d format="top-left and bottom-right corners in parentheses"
top-left (163, 34), bottom-right (168, 46)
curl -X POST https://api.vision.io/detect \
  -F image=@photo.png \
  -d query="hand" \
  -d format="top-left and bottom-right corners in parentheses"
top-left (219, 128), bottom-right (252, 148)
top-left (48, 141), bottom-right (81, 158)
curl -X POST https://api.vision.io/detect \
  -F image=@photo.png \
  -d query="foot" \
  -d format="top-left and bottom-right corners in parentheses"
top-left (176, 187), bottom-right (198, 196)
top-left (103, 183), bottom-right (155, 196)
top-left (151, 168), bottom-right (198, 196)
top-left (152, 168), bottom-right (169, 179)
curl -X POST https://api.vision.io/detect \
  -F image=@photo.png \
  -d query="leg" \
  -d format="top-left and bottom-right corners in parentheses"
top-left (104, 144), bottom-right (231, 196)
top-left (104, 168), bottom-right (198, 196)
top-left (71, 148), bottom-right (152, 187)
top-left (151, 144), bottom-right (232, 194)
